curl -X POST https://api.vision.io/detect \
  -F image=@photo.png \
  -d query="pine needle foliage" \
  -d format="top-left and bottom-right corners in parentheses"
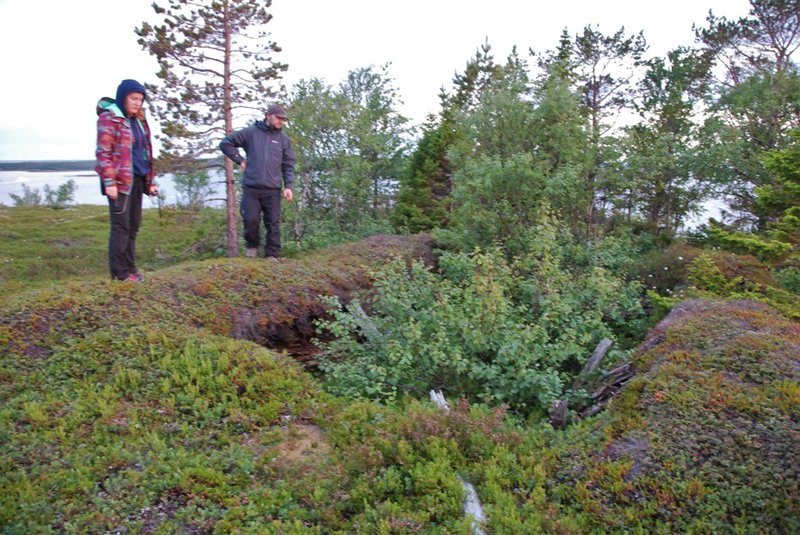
top-left (136, 0), bottom-right (287, 256)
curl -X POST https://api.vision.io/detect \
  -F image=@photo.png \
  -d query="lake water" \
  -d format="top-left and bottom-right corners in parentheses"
top-left (0, 169), bottom-right (227, 207)
top-left (0, 169), bottom-right (724, 230)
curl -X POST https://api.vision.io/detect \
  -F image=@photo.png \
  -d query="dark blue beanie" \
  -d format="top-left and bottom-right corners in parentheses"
top-left (115, 79), bottom-right (147, 114)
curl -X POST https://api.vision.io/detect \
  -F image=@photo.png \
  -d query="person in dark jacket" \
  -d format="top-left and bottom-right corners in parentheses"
top-left (95, 79), bottom-right (158, 281)
top-left (219, 104), bottom-right (296, 259)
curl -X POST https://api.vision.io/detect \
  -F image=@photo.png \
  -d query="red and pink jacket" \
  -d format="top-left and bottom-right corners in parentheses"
top-left (95, 97), bottom-right (155, 196)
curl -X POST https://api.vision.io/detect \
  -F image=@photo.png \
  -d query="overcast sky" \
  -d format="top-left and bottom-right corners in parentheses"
top-left (0, 0), bottom-right (753, 161)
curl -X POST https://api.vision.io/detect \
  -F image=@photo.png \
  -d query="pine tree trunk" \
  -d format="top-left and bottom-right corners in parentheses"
top-left (224, 158), bottom-right (238, 257)
top-left (222, 0), bottom-right (238, 258)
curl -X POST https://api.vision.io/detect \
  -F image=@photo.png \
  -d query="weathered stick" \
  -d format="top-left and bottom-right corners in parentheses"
top-left (582, 337), bottom-right (613, 375)
top-left (429, 390), bottom-right (487, 535)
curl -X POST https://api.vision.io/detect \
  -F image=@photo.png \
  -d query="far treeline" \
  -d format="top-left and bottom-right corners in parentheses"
top-left (0, 161), bottom-right (95, 172)
top-left (133, 0), bottom-right (799, 258)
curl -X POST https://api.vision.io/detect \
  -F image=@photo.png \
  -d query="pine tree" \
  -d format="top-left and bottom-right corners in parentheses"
top-left (760, 128), bottom-right (800, 246)
top-left (622, 47), bottom-right (714, 235)
top-left (136, 0), bottom-right (287, 256)
top-left (572, 25), bottom-right (647, 235)
top-left (695, 0), bottom-right (800, 228)
top-left (391, 114), bottom-right (454, 233)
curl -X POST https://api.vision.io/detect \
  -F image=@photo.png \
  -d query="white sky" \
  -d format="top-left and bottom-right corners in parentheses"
top-left (0, 0), bottom-right (752, 161)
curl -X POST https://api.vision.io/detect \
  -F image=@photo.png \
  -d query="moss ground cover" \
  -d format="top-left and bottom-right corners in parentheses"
top-left (530, 300), bottom-right (800, 533)
top-left (0, 205), bottom-right (228, 299)
top-left (1, 206), bottom-right (797, 532)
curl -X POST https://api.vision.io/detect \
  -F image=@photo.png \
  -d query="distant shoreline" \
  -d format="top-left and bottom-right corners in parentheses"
top-left (0, 161), bottom-right (95, 172)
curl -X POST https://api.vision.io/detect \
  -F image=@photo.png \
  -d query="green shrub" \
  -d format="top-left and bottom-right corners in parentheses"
top-left (775, 266), bottom-right (800, 294)
top-left (172, 170), bottom-right (215, 208)
top-left (706, 223), bottom-right (792, 264)
top-left (317, 239), bottom-right (644, 416)
top-left (432, 153), bottom-right (547, 259)
top-left (9, 179), bottom-right (76, 209)
top-left (687, 253), bottom-right (800, 318)
top-left (281, 215), bottom-right (394, 256)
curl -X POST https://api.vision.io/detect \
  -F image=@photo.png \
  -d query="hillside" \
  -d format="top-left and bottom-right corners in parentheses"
top-left (543, 299), bottom-right (799, 532)
top-left (1, 234), bottom-right (798, 532)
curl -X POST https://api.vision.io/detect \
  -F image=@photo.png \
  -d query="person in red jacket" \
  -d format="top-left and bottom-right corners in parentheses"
top-left (95, 79), bottom-right (158, 281)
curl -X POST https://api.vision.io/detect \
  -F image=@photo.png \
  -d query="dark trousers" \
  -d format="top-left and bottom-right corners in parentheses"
top-left (241, 186), bottom-right (282, 257)
top-left (108, 177), bottom-right (144, 280)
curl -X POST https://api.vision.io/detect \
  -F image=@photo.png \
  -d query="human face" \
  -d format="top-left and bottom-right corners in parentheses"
top-left (267, 114), bottom-right (286, 129)
top-left (124, 92), bottom-right (145, 117)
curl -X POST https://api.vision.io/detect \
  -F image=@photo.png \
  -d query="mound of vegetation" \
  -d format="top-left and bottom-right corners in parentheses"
top-left (2, 227), bottom-right (798, 532)
top-left (3, 1), bottom-right (798, 530)
top-left (538, 298), bottom-right (799, 532)
top-left (0, 234), bottom-right (437, 532)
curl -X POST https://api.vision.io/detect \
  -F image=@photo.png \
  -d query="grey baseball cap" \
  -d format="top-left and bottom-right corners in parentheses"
top-left (267, 104), bottom-right (287, 118)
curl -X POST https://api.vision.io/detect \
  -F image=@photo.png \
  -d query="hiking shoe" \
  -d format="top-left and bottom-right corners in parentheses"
top-left (131, 272), bottom-right (144, 282)
top-left (266, 256), bottom-right (278, 261)
top-left (123, 274), bottom-right (141, 282)
top-left (245, 248), bottom-right (258, 258)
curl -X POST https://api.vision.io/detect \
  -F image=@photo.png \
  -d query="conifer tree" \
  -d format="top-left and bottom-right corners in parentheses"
top-left (622, 47), bottom-right (714, 235)
top-left (392, 42), bottom-right (501, 233)
top-left (136, 0), bottom-right (287, 256)
top-left (695, 0), bottom-right (800, 228)
top-left (572, 26), bottom-right (647, 234)
top-left (391, 113), bottom-right (455, 233)
top-left (760, 128), bottom-right (800, 245)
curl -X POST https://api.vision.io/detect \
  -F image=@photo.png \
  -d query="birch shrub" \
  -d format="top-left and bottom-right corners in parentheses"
top-left (317, 220), bottom-right (644, 417)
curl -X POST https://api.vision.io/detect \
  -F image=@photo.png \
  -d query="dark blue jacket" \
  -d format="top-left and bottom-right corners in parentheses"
top-left (219, 120), bottom-right (295, 189)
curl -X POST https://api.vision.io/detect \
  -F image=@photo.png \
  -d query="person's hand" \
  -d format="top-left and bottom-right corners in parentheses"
top-left (148, 184), bottom-right (159, 196)
top-left (239, 160), bottom-right (247, 171)
top-left (105, 185), bottom-right (118, 200)
top-left (283, 188), bottom-right (293, 202)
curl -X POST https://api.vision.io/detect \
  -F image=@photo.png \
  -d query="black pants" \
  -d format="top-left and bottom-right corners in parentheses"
top-left (241, 186), bottom-right (282, 257)
top-left (108, 176), bottom-right (144, 280)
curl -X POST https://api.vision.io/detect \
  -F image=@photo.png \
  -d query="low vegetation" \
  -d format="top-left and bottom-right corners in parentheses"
top-left (0, 206), bottom-right (229, 299)
top-left (1, 206), bottom-right (797, 532)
